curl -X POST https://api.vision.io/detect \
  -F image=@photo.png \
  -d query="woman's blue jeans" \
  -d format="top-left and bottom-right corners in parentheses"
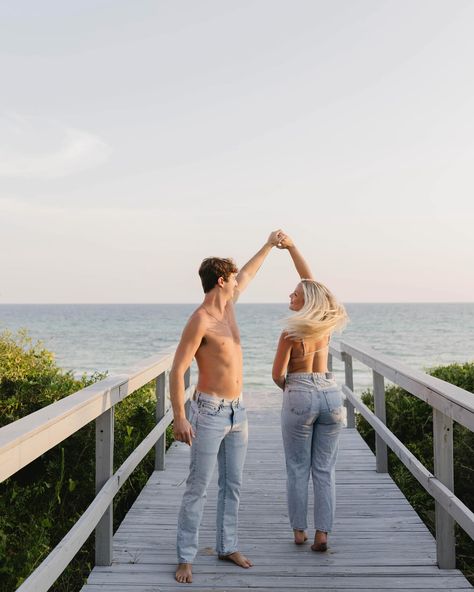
top-left (281, 372), bottom-right (344, 533)
top-left (176, 391), bottom-right (248, 564)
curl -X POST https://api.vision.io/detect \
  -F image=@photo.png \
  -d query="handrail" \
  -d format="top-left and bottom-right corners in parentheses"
top-left (0, 348), bottom-right (192, 592)
top-left (0, 351), bottom-right (175, 482)
top-left (329, 339), bottom-right (474, 570)
top-left (341, 339), bottom-right (474, 430)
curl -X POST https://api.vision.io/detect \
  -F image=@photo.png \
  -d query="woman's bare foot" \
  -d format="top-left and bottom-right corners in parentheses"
top-left (311, 530), bottom-right (328, 552)
top-left (293, 529), bottom-right (308, 545)
top-left (218, 551), bottom-right (253, 568)
top-left (175, 563), bottom-right (193, 583)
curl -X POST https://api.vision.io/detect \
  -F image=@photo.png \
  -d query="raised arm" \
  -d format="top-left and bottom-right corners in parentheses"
top-left (278, 235), bottom-right (314, 280)
top-left (233, 229), bottom-right (282, 301)
top-left (169, 313), bottom-right (207, 445)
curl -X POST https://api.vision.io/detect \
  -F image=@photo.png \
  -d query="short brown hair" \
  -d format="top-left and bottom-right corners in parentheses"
top-left (198, 257), bottom-right (238, 293)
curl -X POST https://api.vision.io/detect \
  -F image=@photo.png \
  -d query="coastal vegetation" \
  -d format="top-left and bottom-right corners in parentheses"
top-left (357, 361), bottom-right (474, 584)
top-left (0, 330), bottom-right (172, 591)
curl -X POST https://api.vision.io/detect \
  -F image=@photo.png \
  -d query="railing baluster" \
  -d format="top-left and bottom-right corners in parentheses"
top-left (343, 353), bottom-right (355, 428)
top-left (433, 408), bottom-right (456, 568)
top-left (155, 371), bottom-right (167, 471)
top-left (95, 407), bottom-right (114, 566)
top-left (373, 371), bottom-right (388, 473)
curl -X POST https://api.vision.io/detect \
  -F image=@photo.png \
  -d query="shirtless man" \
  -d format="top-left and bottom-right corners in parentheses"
top-left (170, 230), bottom-right (284, 584)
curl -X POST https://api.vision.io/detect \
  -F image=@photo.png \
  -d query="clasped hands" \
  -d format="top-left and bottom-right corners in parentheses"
top-left (267, 229), bottom-right (294, 250)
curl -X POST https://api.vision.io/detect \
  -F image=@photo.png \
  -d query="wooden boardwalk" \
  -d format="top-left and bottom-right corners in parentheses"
top-left (82, 392), bottom-right (472, 591)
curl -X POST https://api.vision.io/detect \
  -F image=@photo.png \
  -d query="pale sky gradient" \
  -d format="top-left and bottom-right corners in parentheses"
top-left (0, 0), bottom-right (473, 303)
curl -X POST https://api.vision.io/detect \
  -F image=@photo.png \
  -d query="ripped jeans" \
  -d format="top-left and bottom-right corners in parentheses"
top-left (281, 372), bottom-right (344, 533)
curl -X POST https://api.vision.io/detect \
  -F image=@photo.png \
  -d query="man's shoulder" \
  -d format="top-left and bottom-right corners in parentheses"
top-left (184, 307), bottom-right (209, 331)
top-left (191, 305), bottom-right (209, 320)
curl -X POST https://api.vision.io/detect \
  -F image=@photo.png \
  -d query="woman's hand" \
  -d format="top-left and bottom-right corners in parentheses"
top-left (277, 234), bottom-right (294, 249)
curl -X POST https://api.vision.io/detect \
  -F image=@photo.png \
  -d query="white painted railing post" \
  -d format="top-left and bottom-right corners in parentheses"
top-left (343, 353), bottom-right (355, 428)
top-left (433, 408), bottom-right (456, 568)
top-left (155, 371), bottom-right (167, 471)
top-left (372, 371), bottom-right (388, 473)
top-left (95, 408), bottom-right (114, 566)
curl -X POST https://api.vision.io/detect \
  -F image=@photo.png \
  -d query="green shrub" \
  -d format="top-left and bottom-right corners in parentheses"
top-left (0, 331), bottom-right (173, 591)
top-left (357, 362), bottom-right (474, 583)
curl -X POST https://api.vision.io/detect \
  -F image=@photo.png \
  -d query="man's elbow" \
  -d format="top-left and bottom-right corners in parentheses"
top-left (170, 362), bottom-right (187, 382)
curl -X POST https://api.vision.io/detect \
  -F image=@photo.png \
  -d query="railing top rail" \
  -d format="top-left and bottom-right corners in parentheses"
top-left (336, 338), bottom-right (474, 430)
top-left (0, 349), bottom-right (175, 483)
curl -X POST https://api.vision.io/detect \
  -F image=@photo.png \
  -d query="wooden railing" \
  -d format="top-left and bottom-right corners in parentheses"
top-left (0, 349), bottom-right (193, 592)
top-left (329, 339), bottom-right (474, 569)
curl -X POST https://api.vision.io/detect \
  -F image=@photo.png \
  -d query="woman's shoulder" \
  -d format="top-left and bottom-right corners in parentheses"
top-left (279, 331), bottom-right (295, 346)
top-left (280, 330), bottom-right (298, 341)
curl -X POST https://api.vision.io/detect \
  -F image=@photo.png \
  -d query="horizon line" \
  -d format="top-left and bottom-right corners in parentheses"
top-left (1, 301), bottom-right (473, 306)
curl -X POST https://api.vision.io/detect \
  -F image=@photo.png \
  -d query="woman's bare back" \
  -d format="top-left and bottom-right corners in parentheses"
top-left (287, 335), bottom-right (330, 374)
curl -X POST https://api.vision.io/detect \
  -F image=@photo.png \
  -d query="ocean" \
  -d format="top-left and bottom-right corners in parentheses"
top-left (0, 303), bottom-right (473, 394)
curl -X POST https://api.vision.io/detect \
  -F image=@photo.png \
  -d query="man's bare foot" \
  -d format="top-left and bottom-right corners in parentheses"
top-left (218, 551), bottom-right (253, 568)
top-left (293, 529), bottom-right (308, 545)
top-left (175, 563), bottom-right (193, 583)
top-left (311, 530), bottom-right (328, 552)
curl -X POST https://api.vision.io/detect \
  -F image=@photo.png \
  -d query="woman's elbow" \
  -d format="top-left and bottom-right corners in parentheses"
top-left (272, 373), bottom-right (285, 387)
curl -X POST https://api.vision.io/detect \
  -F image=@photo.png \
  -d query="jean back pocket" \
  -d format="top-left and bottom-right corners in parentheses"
top-left (286, 389), bottom-right (312, 416)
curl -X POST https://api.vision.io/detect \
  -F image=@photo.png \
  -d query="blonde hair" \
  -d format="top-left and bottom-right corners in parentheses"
top-left (284, 279), bottom-right (348, 341)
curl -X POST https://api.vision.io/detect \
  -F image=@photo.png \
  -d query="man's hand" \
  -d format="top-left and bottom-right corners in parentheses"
top-left (173, 416), bottom-right (195, 446)
top-left (277, 234), bottom-right (294, 249)
top-left (267, 229), bottom-right (285, 247)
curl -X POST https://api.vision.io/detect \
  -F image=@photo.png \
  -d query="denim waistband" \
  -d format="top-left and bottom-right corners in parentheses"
top-left (194, 390), bottom-right (243, 409)
top-left (285, 372), bottom-right (337, 390)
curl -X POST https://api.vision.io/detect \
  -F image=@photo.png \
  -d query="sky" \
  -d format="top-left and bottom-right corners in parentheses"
top-left (0, 0), bottom-right (473, 303)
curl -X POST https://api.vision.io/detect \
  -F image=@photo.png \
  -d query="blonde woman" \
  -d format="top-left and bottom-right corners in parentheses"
top-left (272, 236), bottom-right (348, 552)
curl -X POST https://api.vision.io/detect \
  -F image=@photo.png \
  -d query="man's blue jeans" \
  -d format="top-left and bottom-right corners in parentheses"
top-left (177, 391), bottom-right (248, 564)
top-left (281, 372), bottom-right (343, 533)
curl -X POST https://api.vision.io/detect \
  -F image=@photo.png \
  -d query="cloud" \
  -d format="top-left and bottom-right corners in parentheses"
top-left (0, 114), bottom-right (110, 179)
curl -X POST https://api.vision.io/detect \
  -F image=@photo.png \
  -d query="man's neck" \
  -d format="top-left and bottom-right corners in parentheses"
top-left (202, 291), bottom-right (229, 316)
